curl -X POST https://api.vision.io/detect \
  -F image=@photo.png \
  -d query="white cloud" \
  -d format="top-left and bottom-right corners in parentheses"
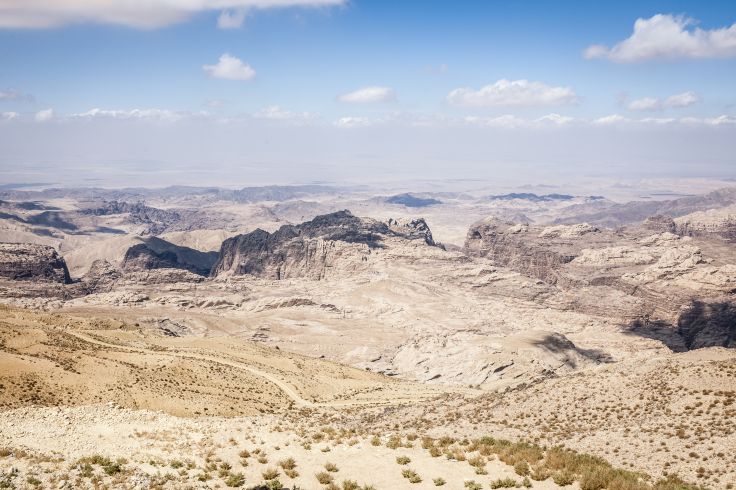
top-left (203, 54), bottom-right (255, 81)
top-left (254, 105), bottom-right (317, 122)
top-left (628, 91), bottom-right (700, 111)
top-left (217, 9), bottom-right (247, 29)
top-left (535, 113), bottom-right (574, 125)
top-left (664, 91), bottom-right (700, 108)
top-left (463, 115), bottom-right (526, 129)
top-left (627, 97), bottom-right (661, 111)
top-left (334, 116), bottom-right (374, 128)
top-left (447, 79), bottom-right (578, 107)
top-left (337, 86), bottom-right (396, 103)
top-left (34, 108), bottom-right (54, 122)
top-left (1, 111), bottom-right (19, 121)
top-left (0, 1), bottom-right (345, 29)
top-left (593, 114), bottom-right (628, 125)
top-left (70, 108), bottom-right (199, 122)
top-left (584, 14), bottom-right (736, 62)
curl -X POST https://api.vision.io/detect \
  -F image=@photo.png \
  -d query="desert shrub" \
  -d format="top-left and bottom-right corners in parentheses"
top-left (491, 477), bottom-right (518, 489)
top-left (278, 457), bottom-right (296, 470)
top-left (224, 472), bottom-right (245, 487)
top-left (468, 456), bottom-right (485, 468)
top-left (325, 462), bottom-right (339, 473)
top-left (262, 468), bottom-right (280, 480)
top-left (284, 469), bottom-right (299, 478)
top-left (316, 472), bottom-right (334, 484)
top-left (401, 469), bottom-right (422, 483)
top-left (433, 477), bottom-right (446, 486)
top-left (396, 456), bottom-right (411, 465)
top-left (266, 479), bottom-right (283, 490)
top-left (515, 461), bottom-right (530, 476)
top-left (26, 476), bottom-right (41, 487)
top-left (553, 471), bottom-right (575, 486)
top-left (342, 480), bottom-right (360, 490)
top-left (387, 436), bottom-right (402, 449)
top-left (580, 467), bottom-right (613, 490)
top-left (464, 481), bottom-right (482, 490)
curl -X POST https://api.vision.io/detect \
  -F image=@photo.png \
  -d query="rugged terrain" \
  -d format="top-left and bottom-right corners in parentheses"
top-left (1, 182), bottom-right (735, 489)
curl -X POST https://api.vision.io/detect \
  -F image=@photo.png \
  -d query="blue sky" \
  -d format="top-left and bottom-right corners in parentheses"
top-left (0, 1), bottom-right (735, 186)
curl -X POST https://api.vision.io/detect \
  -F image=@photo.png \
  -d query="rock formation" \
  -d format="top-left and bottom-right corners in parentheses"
top-left (121, 237), bottom-right (218, 276)
top-left (0, 243), bottom-right (71, 283)
top-left (212, 210), bottom-right (436, 279)
top-left (465, 217), bottom-right (736, 350)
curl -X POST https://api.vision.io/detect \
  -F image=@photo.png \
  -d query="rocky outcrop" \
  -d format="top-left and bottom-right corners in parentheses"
top-left (465, 218), bottom-right (736, 346)
top-left (674, 206), bottom-right (736, 241)
top-left (643, 215), bottom-right (677, 234)
top-left (212, 210), bottom-right (436, 279)
top-left (464, 218), bottom-right (595, 284)
top-left (121, 237), bottom-right (218, 276)
top-left (0, 243), bottom-right (71, 283)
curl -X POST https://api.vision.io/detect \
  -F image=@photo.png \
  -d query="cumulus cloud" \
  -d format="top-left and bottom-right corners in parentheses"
top-left (592, 114), bottom-right (628, 125)
top-left (254, 105), bottom-right (317, 122)
top-left (584, 14), bottom-right (736, 62)
top-left (447, 79), bottom-right (578, 107)
top-left (337, 86), bottom-right (396, 103)
top-left (34, 108), bottom-right (54, 122)
top-left (0, 1), bottom-right (345, 29)
top-left (217, 9), bottom-right (247, 29)
top-left (535, 113), bottom-right (575, 125)
top-left (334, 116), bottom-right (375, 128)
top-left (70, 108), bottom-right (200, 122)
top-left (1, 111), bottom-right (19, 121)
top-left (463, 115), bottom-right (526, 129)
top-left (627, 91), bottom-right (700, 111)
top-left (203, 54), bottom-right (255, 80)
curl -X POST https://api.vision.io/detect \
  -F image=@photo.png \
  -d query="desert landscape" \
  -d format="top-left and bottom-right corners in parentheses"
top-left (1, 182), bottom-right (735, 489)
top-left (2, 1), bottom-right (736, 488)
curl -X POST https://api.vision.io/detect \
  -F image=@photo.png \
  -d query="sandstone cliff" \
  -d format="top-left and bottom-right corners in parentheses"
top-left (212, 210), bottom-right (436, 279)
top-left (0, 243), bottom-right (71, 283)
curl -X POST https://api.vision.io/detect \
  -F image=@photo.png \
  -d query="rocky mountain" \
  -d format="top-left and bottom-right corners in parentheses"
top-left (465, 216), bottom-right (736, 349)
top-left (121, 236), bottom-right (218, 276)
top-left (0, 243), bottom-right (71, 284)
top-left (554, 187), bottom-right (736, 227)
top-left (385, 193), bottom-right (442, 207)
top-left (212, 210), bottom-right (436, 279)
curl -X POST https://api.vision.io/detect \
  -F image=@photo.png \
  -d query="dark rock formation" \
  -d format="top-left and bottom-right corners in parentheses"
top-left (81, 259), bottom-right (121, 292)
top-left (386, 193), bottom-right (442, 208)
top-left (0, 243), bottom-right (71, 283)
top-left (212, 211), bottom-right (436, 279)
top-left (121, 237), bottom-right (218, 276)
top-left (643, 215), bottom-right (677, 234)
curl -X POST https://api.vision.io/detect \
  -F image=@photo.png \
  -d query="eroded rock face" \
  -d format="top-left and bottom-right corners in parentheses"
top-left (464, 218), bottom-right (593, 285)
top-left (212, 210), bottom-right (436, 279)
top-left (464, 217), bottom-right (736, 351)
top-left (675, 206), bottom-right (736, 241)
top-left (0, 243), bottom-right (71, 283)
top-left (121, 237), bottom-right (218, 276)
top-left (643, 215), bottom-right (677, 234)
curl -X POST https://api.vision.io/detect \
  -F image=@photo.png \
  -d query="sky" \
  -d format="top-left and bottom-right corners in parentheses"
top-left (0, 0), bottom-right (735, 188)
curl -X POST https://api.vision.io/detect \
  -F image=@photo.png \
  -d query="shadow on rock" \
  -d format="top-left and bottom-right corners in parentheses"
top-left (625, 299), bottom-right (736, 351)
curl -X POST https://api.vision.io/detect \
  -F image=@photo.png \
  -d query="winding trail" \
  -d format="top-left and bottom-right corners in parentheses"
top-left (65, 330), bottom-right (438, 408)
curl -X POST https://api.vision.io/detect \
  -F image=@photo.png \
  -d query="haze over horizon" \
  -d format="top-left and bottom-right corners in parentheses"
top-left (1, 0), bottom-right (735, 187)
